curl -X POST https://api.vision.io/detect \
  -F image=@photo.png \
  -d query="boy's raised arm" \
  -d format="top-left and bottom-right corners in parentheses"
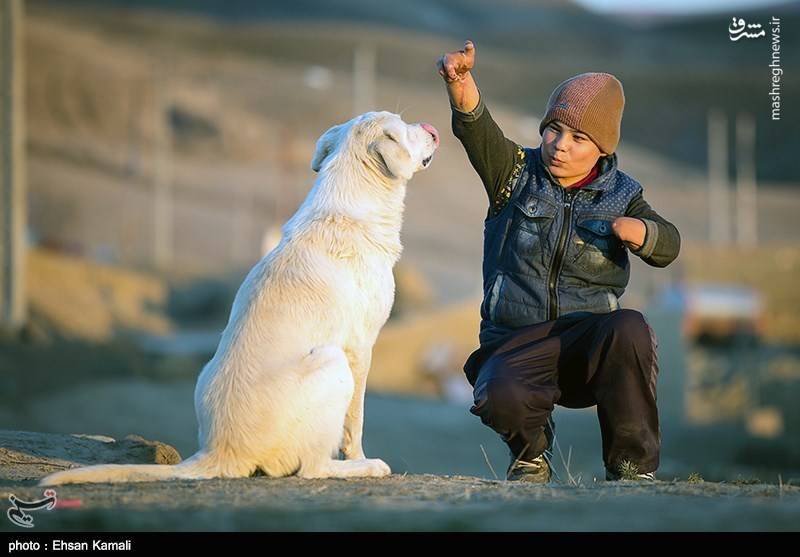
top-left (437, 41), bottom-right (522, 215)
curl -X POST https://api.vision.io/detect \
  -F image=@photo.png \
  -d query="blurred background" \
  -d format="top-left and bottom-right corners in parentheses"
top-left (1, 0), bottom-right (799, 486)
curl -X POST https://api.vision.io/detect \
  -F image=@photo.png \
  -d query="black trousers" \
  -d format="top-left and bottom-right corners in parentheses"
top-left (466, 309), bottom-right (660, 474)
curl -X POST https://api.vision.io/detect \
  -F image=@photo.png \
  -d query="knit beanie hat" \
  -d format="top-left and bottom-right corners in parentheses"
top-left (538, 72), bottom-right (625, 155)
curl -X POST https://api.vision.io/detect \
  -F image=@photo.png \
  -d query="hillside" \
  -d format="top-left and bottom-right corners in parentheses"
top-left (44, 0), bottom-right (800, 183)
top-left (24, 2), bottom-right (800, 303)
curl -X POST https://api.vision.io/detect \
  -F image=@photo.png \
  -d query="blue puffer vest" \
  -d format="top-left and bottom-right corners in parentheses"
top-left (479, 147), bottom-right (643, 345)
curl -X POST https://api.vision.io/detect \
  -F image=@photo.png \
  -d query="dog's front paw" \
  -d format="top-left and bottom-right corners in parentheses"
top-left (342, 448), bottom-right (367, 461)
top-left (366, 458), bottom-right (392, 477)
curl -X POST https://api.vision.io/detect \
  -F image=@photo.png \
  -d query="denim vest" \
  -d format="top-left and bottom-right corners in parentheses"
top-left (480, 147), bottom-right (643, 345)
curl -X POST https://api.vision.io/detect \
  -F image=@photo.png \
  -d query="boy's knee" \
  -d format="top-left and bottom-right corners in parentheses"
top-left (608, 308), bottom-right (647, 332)
top-left (472, 373), bottom-right (553, 430)
top-left (605, 309), bottom-right (655, 351)
top-left (471, 375), bottom-right (524, 425)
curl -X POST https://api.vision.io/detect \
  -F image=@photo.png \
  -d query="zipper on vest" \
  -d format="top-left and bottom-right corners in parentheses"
top-left (547, 188), bottom-right (577, 321)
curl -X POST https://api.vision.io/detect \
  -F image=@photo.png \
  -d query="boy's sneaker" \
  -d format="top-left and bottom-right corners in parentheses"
top-left (605, 468), bottom-right (656, 482)
top-left (506, 454), bottom-right (551, 483)
top-left (506, 417), bottom-right (556, 483)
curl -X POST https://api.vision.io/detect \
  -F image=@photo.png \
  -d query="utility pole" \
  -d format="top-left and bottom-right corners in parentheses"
top-left (232, 184), bottom-right (253, 265)
top-left (707, 109), bottom-right (730, 246)
top-left (0, 0), bottom-right (27, 332)
top-left (735, 112), bottom-right (758, 248)
top-left (152, 62), bottom-right (173, 270)
top-left (352, 43), bottom-right (376, 117)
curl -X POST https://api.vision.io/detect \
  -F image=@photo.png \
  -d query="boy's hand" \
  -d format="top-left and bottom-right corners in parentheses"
top-left (612, 217), bottom-right (646, 251)
top-left (437, 40), bottom-right (476, 83)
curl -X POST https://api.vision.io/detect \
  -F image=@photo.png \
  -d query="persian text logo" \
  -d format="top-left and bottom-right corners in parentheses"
top-left (6, 490), bottom-right (57, 528)
top-left (728, 16), bottom-right (782, 121)
top-left (728, 17), bottom-right (765, 41)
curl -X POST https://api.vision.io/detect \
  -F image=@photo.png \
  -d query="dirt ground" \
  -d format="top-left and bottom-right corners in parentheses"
top-left (2, 379), bottom-right (799, 532)
top-left (2, 474), bottom-right (799, 532)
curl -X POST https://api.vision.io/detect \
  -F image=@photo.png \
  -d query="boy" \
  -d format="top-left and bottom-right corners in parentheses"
top-left (437, 41), bottom-right (681, 482)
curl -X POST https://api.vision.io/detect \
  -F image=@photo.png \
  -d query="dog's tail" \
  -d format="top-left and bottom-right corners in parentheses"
top-left (38, 451), bottom-right (228, 486)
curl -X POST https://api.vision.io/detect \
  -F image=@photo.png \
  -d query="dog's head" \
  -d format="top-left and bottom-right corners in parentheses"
top-left (311, 111), bottom-right (439, 182)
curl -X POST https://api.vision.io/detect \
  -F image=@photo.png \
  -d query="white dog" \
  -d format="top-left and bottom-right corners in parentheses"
top-left (41, 111), bottom-right (439, 485)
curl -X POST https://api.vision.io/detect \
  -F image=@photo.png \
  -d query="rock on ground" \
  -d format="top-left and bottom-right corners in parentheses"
top-left (0, 430), bottom-right (181, 482)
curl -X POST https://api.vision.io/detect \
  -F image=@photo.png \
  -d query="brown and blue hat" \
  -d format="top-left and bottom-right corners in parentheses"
top-left (539, 72), bottom-right (625, 155)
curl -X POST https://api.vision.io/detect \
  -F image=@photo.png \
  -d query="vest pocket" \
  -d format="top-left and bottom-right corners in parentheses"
top-left (572, 217), bottom-right (626, 276)
top-left (510, 195), bottom-right (557, 271)
top-left (485, 271), bottom-right (506, 321)
top-left (514, 195), bottom-right (557, 230)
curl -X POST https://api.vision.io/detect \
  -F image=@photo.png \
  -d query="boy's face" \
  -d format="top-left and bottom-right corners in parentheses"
top-left (541, 120), bottom-right (604, 186)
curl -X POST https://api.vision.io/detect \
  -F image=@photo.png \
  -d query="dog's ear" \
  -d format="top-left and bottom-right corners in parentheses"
top-left (311, 123), bottom-right (345, 172)
top-left (371, 137), bottom-right (413, 181)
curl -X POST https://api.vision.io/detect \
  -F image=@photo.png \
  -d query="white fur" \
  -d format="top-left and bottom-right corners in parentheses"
top-left (40, 111), bottom-right (438, 485)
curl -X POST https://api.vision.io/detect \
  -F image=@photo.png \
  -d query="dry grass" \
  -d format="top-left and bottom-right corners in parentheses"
top-left (618, 460), bottom-right (641, 480)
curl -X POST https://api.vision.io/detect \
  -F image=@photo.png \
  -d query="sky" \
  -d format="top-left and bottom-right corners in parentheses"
top-left (574, 0), bottom-right (785, 15)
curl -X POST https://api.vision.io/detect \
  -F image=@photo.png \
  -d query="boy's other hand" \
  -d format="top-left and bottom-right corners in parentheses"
top-left (612, 217), bottom-right (646, 251)
top-left (437, 40), bottom-right (476, 83)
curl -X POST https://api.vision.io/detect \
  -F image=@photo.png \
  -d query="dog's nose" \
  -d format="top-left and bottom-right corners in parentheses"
top-left (420, 123), bottom-right (440, 147)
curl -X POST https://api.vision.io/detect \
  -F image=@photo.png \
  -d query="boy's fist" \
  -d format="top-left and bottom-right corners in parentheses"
top-left (437, 40), bottom-right (476, 83)
top-left (612, 217), bottom-right (646, 251)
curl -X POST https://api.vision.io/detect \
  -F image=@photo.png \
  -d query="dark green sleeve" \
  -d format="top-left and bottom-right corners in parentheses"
top-left (451, 95), bottom-right (526, 217)
top-left (625, 192), bottom-right (681, 268)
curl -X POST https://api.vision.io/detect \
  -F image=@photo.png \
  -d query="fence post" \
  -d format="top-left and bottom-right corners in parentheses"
top-left (735, 112), bottom-right (758, 248)
top-left (707, 109), bottom-right (730, 247)
top-left (0, 0), bottom-right (28, 333)
top-left (152, 62), bottom-right (173, 270)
